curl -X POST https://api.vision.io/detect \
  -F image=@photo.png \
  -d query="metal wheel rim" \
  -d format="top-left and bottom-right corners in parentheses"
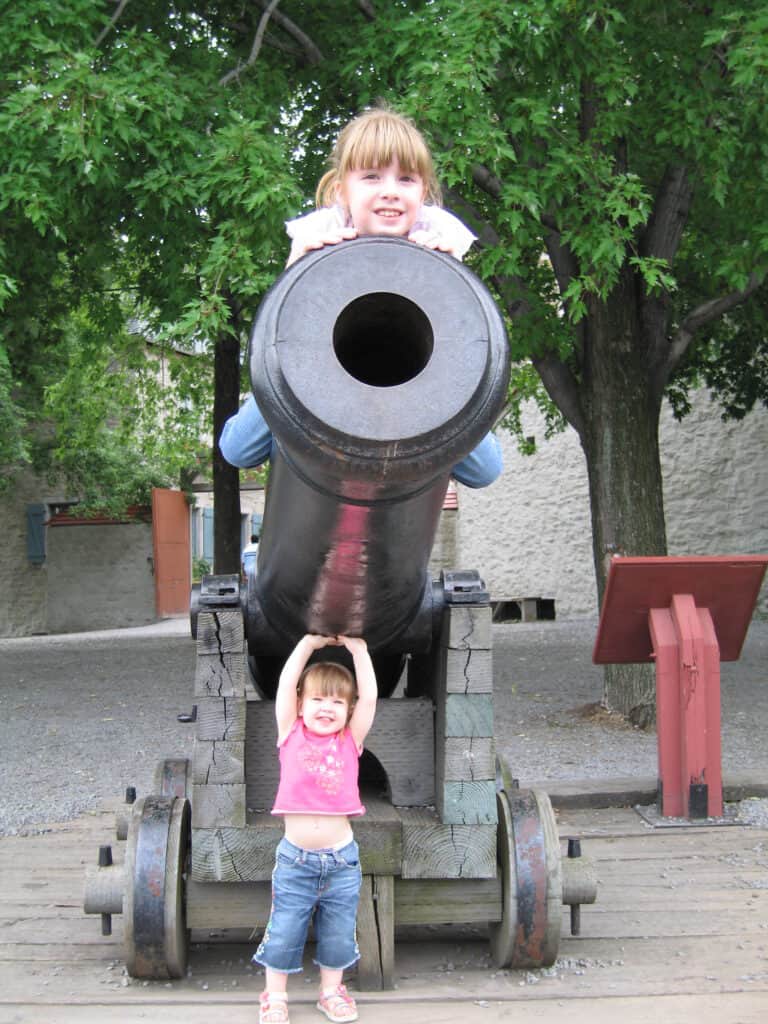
top-left (153, 758), bottom-right (190, 799)
top-left (489, 787), bottom-right (562, 969)
top-left (488, 789), bottom-right (518, 966)
top-left (124, 795), bottom-right (190, 979)
top-left (164, 796), bottom-right (191, 978)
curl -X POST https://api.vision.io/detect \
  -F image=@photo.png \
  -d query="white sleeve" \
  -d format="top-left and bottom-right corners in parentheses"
top-left (285, 207), bottom-right (347, 263)
top-left (415, 205), bottom-right (477, 260)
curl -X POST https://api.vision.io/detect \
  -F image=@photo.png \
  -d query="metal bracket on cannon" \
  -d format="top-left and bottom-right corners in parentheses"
top-left (189, 572), bottom-right (242, 639)
top-left (442, 569), bottom-right (490, 605)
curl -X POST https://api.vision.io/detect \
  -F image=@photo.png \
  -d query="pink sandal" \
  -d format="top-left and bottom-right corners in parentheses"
top-left (260, 990), bottom-right (289, 1024)
top-left (316, 984), bottom-right (358, 1022)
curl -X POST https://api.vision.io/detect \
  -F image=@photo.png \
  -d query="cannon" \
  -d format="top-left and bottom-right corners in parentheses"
top-left (242, 236), bottom-right (509, 696)
top-left (84, 238), bottom-right (597, 985)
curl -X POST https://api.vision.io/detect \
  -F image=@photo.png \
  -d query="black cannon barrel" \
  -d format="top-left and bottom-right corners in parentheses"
top-left (246, 236), bottom-right (509, 667)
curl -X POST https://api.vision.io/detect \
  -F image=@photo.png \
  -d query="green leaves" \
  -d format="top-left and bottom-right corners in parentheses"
top-left (2, 0), bottom-right (767, 514)
top-left (0, 4), bottom-right (300, 507)
top-left (364, 0), bottom-right (767, 414)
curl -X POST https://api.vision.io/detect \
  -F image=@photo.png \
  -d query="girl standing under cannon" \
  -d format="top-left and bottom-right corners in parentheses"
top-left (220, 105), bottom-right (502, 488)
top-left (255, 633), bottom-right (377, 1024)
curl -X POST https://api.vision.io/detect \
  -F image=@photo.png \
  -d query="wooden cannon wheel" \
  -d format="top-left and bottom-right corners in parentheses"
top-left (153, 758), bottom-right (191, 799)
top-left (124, 795), bottom-right (190, 979)
top-left (489, 788), bottom-right (563, 969)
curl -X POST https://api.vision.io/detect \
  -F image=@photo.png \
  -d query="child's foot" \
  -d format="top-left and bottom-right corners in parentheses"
top-left (260, 990), bottom-right (289, 1024)
top-left (316, 984), bottom-right (358, 1022)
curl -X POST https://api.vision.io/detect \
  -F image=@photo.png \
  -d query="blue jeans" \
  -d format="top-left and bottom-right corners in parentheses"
top-left (253, 838), bottom-right (362, 973)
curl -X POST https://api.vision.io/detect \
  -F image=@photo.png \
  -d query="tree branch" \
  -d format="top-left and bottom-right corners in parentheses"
top-left (94, 0), bottom-right (131, 47)
top-left (540, 213), bottom-right (577, 296)
top-left (445, 188), bottom-right (584, 436)
top-left (471, 163), bottom-right (502, 200)
top-left (663, 270), bottom-right (766, 380)
top-left (471, 166), bottom-right (578, 308)
top-left (258, 0), bottom-right (324, 65)
top-left (444, 187), bottom-right (532, 316)
top-left (357, 0), bottom-right (377, 20)
top-left (442, 186), bottom-right (500, 250)
top-left (640, 164), bottom-right (692, 264)
top-left (531, 351), bottom-right (586, 441)
top-left (220, 0), bottom-right (283, 86)
top-left (640, 165), bottom-right (694, 375)
top-left (579, 78), bottom-right (598, 143)
top-left (539, 215), bottom-right (586, 365)
top-left (261, 30), bottom-right (304, 61)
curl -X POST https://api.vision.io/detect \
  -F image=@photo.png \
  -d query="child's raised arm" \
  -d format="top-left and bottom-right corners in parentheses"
top-left (339, 636), bottom-right (378, 749)
top-left (275, 634), bottom-right (334, 743)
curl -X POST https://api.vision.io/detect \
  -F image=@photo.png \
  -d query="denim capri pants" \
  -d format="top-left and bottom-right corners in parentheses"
top-left (254, 837), bottom-right (362, 973)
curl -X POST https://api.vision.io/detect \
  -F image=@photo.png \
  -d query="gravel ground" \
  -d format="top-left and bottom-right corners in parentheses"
top-left (492, 617), bottom-right (768, 785)
top-left (0, 616), bottom-right (766, 835)
top-left (0, 621), bottom-right (196, 835)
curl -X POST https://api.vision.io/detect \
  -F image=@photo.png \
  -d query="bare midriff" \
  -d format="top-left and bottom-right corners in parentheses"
top-left (282, 813), bottom-right (354, 850)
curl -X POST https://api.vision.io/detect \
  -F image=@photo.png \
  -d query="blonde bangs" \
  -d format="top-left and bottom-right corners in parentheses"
top-left (316, 108), bottom-right (442, 207)
top-left (299, 661), bottom-right (357, 705)
top-left (343, 120), bottom-right (431, 180)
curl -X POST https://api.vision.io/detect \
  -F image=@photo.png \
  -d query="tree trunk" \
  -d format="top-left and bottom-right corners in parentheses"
top-left (580, 274), bottom-right (667, 726)
top-left (212, 330), bottom-right (242, 574)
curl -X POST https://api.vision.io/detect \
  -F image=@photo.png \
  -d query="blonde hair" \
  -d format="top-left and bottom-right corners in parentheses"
top-left (316, 106), bottom-right (442, 209)
top-left (298, 661), bottom-right (357, 721)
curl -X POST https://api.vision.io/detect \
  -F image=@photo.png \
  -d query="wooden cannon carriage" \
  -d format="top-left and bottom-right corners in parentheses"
top-left (84, 239), bottom-right (597, 985)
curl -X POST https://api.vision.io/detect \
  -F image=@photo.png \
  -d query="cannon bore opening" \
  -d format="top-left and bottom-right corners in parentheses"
top-left (333, 292), bottom-right (433, 388)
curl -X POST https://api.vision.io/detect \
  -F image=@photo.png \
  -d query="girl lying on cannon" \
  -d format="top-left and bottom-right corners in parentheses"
top-left (220, 105), bottom-right (502, 490)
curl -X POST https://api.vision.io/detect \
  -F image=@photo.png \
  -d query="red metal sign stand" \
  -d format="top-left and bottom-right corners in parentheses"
top-left (593, 555), bottom-right (768, 819)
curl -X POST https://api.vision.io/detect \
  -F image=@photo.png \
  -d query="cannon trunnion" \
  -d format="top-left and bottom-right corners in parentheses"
top-left (84, 240), bottom-right (596, 984)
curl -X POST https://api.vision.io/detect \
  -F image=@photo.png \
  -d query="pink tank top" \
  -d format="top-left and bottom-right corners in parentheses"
top-left (272, 720), bottom-right (366, 817)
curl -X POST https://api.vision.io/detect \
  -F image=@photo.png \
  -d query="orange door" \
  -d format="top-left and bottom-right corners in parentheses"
top-left (152, 487), bottom-right (191, 616)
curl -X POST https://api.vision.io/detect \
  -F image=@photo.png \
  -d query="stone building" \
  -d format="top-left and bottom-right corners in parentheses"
top-left (1, 388), bottom-right (765, 637)
top-left (457, 389), bottom-right (768, 619)
top-left (0, 469), bottom-right (264, 638)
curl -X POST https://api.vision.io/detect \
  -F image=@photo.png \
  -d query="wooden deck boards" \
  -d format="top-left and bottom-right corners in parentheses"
top-left (1, 802), bottom-right (766, 1023)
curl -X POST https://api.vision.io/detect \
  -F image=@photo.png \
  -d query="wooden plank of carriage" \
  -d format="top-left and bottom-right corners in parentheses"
top-left (0, 802), bottom-right (766, 1023)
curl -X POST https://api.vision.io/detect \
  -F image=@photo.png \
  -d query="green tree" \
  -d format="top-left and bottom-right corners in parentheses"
top-left (3, 3), bottom-right (766, 721)
top-left (1, 1), bottom-right (298, 568)
top-left (346, 0), bottom-right (767, 721)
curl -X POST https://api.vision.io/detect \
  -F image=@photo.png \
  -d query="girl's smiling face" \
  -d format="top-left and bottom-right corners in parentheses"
top-left (337, 159), bottom-right (426, 238)
top-left (298, 682), bottom-right (350, 736)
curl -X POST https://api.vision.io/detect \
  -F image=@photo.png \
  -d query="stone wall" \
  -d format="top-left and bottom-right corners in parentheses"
top-left (46, 520), bottom-right (156, 633)
top-left (0, 465), bottom-right (159, 636)
top-left (0, 469), bottom-right (59, 636)
top-left (458, 389), bottom-right (768, 618)
top-left (2, 389), bottom-right (765, 635)
top-left (0, 469), bottom-right (267, 637)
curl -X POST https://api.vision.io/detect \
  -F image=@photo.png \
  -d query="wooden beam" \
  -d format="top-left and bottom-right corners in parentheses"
top-left (438, 780), bottom-right (497, 826)
top-left (400, 807), bottom-right (496, 879)
top-left (195, 610), bottom-right (244, 655)
top-left (195, 695), bottom-right (246, 742)
top-left (395, 876), bottom-right (502, 925)
top-left (194, 653), bottom-right (246, 698)
top-left (441, 736), bottom-right (495, 782)
top-left (355, 875), bottom-right (382, 990)
top-left (191, 784), bottom-right (246, 829)
top-left (440, 605), bottom-right (492, 649)
top-left (192, 740), bottom-right (245, 786)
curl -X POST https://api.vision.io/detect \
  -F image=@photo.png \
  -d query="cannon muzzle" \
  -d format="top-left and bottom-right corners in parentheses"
top-left (245, 237), bottom-right (509, 690)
